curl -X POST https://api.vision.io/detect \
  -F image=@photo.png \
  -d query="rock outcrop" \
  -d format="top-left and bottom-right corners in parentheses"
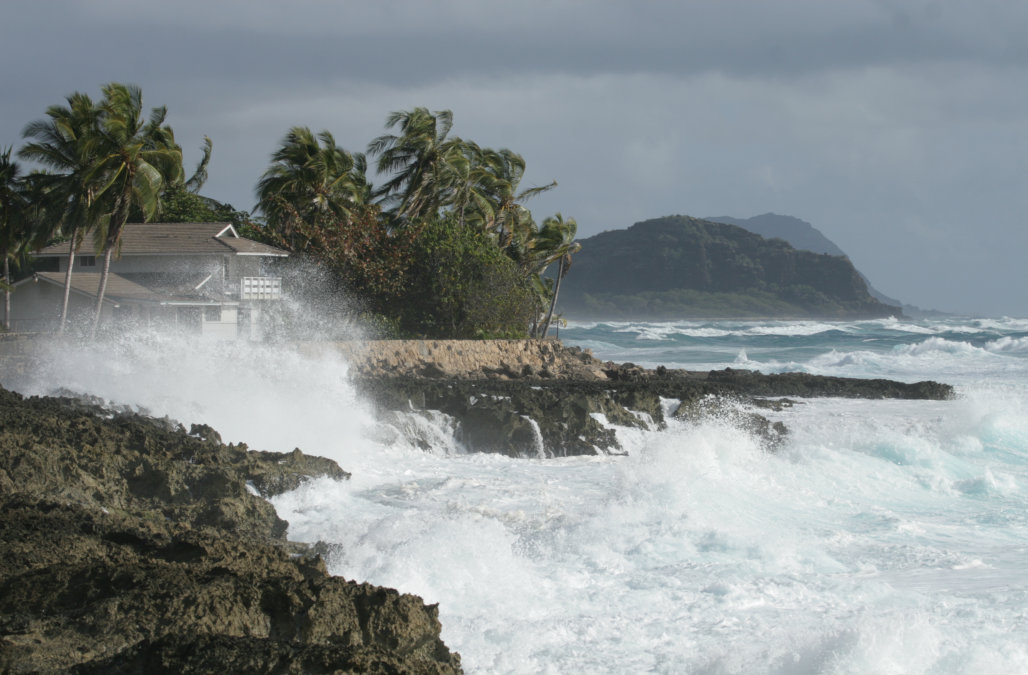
top-left (298, 339), bottom-right (607, 380)
top-left (0, 387), bottom-right (461, 674)
top-left (353, 347), bottom-right (954, 458)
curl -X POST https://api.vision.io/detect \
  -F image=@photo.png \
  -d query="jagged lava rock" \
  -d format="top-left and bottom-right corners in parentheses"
top-left (0, 386), bottom-right (461, 674)
top-left (354, 351), bottom-right (953, 458)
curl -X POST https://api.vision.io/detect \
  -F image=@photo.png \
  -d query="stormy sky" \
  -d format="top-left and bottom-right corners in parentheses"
top-left (3, 1), bottom-right (1027, 316)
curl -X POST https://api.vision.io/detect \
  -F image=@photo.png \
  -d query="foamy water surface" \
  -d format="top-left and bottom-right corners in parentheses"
top-left (6, 317), bottom-right (1028, 673)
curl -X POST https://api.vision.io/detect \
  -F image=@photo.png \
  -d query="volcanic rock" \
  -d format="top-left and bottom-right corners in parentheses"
top-left (353, 348), bottom-right (953, 458)
top-left (0, 386), bottom-right (461, 674)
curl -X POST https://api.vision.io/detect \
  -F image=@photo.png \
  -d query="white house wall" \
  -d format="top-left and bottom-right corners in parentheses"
top-left (201, 306), bottom-right (239, 339)
top-left (25, 248), bottom-right (280, 337)
top-left (226, 256), bottom-right (269, 280)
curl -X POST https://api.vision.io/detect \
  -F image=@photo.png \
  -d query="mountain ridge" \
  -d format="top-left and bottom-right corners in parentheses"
top-left (558, 215), bottom-right (901, 320)
top-left (704, 213), bottom-right (947, 316)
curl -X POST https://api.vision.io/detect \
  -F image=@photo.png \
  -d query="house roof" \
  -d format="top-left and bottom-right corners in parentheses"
top-left (23, 272), bottom-right (231, 306)
top-left (26, 272), bottom-right (166, 304)
top-left (34, 223), bottom-right (289, 258)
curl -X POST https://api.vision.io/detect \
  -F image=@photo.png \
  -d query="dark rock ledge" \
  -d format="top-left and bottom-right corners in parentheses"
top-left (0, 386), bottom-right (461, 674)
top-left (355, 350), bottom-right (954, 457)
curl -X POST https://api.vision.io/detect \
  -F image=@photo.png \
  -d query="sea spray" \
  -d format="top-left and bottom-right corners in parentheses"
top-left (10, 330), bottom-right (385, 470)
top-left (5, 318), bottom-right (1028, 673)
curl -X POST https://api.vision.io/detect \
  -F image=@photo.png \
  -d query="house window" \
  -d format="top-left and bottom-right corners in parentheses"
top-left (204, 306), bottom-right (221, 322)
top-left (79, 256), bottom-right (96, 267)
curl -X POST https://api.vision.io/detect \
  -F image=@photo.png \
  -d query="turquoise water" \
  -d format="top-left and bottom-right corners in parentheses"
top-left (11, 317), bottom-right (1028, 673)
top-left (562, 316), bottom-right (1028, 383)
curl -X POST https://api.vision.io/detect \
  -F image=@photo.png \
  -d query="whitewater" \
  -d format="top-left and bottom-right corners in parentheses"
top-left (7, 316), bottom-right (1028, 673)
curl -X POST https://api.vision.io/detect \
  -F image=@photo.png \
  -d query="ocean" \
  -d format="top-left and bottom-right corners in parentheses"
top-left (9, 316), bottom-right (1028, 673)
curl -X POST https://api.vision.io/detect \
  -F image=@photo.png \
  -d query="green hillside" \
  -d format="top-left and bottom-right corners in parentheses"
top-left (558, 215), bottom-right (901, 319)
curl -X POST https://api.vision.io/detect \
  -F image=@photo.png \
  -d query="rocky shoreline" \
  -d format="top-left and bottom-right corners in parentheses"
top-left (0, 386), bottom-right (462, 674)
top-left (352, 342), bottom-right (953, 457)
top-left (0, 337), bottom-right (954, 672)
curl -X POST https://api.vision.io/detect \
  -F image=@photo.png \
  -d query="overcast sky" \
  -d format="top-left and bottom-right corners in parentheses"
top-left (3, 0), bottom-right (1027, 316)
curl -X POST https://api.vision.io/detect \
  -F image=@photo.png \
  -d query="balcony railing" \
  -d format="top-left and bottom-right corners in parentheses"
top-left (240, 276), bottom-right (282, 300)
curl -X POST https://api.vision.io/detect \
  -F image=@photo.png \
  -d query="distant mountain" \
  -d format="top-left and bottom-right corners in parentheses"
top-left (706, 213), bottom-right (944, 316)
top-left (558, 215), bottom-right (902, 320)
top-left (706, 213), bottom-right (848, 257)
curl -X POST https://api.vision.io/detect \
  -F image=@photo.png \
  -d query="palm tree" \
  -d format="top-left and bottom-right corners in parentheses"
top-left (256, 127), bottom-right (364, 251)
top-left (19, 91), bottom-right (106, 335)
top-left (0, 147), bottom-right (29, 330)
top-left (535, 213), bottom-right (581, 338)
top-left (367, 108), bottom-right (459, 224)
top-left (87, 82), bottom-right (184, 337)
top-left (474, 147), bottom-right (556, 247)
top-left (185, 135), bottom-right (213, 193)
top-left (443, 140), bottom-right (495, 230)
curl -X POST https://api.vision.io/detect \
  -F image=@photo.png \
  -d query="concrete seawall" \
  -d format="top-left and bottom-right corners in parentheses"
top-left (296, 339), bottom-right (608, 379)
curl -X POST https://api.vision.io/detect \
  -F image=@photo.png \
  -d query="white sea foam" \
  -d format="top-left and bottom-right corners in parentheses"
top-left (743, 321), bottom-right (845, 336)
top-left (874, 317), bottom-right (941, 334)
top-left (11, 331), bottom-right (385, 469)
top-left (277, 391), bottom-right (1028, 673)
top-left (985, 336), bottom-right (1028, 353)
top-left (6, 317), bottom-right (1028, 673)
top-left (611, 320), bottom-right (846, 339)
top-left (895, 336), bottom-right (983, 356)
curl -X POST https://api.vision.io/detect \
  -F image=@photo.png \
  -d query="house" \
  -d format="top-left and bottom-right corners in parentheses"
top-left (10, 222), bottom-right (288, 338)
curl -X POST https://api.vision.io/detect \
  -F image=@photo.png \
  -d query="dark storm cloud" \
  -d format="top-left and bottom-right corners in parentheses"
top-left (3, 1), bottom-right (1028, 315)
top-left (8, 1), bottom-right (1028, 88)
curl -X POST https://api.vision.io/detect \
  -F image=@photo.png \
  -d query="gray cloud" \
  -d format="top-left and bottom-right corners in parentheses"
top-left (3, 0), bottom-right (1028, 315)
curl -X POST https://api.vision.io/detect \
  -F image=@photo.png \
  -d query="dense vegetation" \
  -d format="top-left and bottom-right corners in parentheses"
top-left (1, 86), bottom-right (580, 338)
top-left (249, 113), bottom-right (581, 338)
top-left (558, 216), bottom-right (901, 319)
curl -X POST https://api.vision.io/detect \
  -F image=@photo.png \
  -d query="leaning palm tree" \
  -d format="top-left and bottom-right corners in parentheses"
top-left (1, 169), bottom-right (57, 331)
top-left (0, 147), bottom-right (29, 329)
top-left (184, 135), bottom-right (213, 193)
top-left (19, 91), bottom-right (107, 334)
top-left (256, 127), bottom-right (364, 251)
top-left (443, 140), bottom-right (495, 230)
top-left (474, 147), bottom-right (556, 247)
top-left (88, 82), bottom-right (184, 337)
top-left (367, 108), bottom-right (459, 224)
top-left (535, 213), bottom-right (581, 338)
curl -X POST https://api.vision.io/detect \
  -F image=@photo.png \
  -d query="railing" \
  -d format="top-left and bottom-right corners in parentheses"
top-left (240, 276), bottom-right (282, 300)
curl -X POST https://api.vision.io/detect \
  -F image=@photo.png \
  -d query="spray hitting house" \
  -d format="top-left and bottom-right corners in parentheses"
top-left (9, 223), bottom-right (288, 337)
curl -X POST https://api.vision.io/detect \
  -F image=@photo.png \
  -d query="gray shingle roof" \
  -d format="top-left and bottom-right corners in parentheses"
top-left (31, 272), bottom-right (166, 303)
top-left (27, 272), bottom-right (232, 306)
top-left (34, 223), bottom-right (288, 258)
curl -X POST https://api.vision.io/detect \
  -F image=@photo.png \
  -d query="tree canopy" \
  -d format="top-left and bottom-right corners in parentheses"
top-left (251, 107), bottom-right (581, 338)
top-left (4, 96), bottom-right (580, 339)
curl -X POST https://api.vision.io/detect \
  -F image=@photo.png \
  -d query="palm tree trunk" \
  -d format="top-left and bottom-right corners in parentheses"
top-left (540, 257), bottom-right (566, 339)
top-left (58, 225), bottom-right (79, 336)
top-left (90, 244), bottom-right (113, 339)
top-left (3, 257), bottom-right (10, 331)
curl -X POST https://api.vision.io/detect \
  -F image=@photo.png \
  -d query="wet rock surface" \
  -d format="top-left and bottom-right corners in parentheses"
top-left (0, 387), bottom-right (461, 674)
top-left (355, 352), bottom-right (954, 458)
